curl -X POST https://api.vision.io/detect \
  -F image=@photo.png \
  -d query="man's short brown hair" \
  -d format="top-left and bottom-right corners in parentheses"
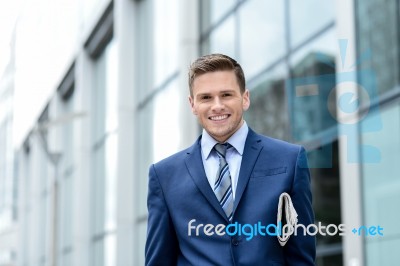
top-left (188, 54), bottom-right (246, 97)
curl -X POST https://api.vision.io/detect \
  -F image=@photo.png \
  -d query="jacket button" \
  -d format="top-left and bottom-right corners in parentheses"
top-left (231, 238), bottom-right (239, 246)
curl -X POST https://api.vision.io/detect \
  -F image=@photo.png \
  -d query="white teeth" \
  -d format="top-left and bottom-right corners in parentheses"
top-left (210, 115), bottom-right (228, 121)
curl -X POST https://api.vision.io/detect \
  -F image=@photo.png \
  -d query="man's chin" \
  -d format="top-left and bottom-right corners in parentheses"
top-left (205, 128), bottom-right (232, 141)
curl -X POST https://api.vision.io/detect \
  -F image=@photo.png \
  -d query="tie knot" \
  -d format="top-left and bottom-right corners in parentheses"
top-left (214, 143), bottom-right (231, 157)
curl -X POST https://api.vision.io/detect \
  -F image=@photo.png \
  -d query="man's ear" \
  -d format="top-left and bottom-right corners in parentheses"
top-left (188, 95), bottom-right (197, 115)
top-left (242, 89), bottom-right (250, 111)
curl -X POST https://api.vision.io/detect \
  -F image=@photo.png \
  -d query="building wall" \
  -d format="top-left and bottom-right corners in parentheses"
top-left (13, 0), bottom-right (199, 265)
top-left (0, 30), bottom-right (17, 266)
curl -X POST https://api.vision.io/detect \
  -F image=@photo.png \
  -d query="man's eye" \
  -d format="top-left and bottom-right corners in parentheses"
top-left (222, 93), bottom-right (231, 97)
top-left (202, 96), bottom-right (211, 100)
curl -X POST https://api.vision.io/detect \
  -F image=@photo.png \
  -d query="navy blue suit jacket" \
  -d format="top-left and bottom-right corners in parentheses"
top-left (145, 128), bottom-right (315, 265)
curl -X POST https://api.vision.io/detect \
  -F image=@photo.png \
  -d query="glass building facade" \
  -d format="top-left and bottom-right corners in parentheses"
top-left (356, 0), bottom-right (400, 265)
top-left (201, 1), bottom-right (341, 264)
top-left (0, 0), bottom-right (398, 265)
top-left (0, 31), bottom-right (17, 266)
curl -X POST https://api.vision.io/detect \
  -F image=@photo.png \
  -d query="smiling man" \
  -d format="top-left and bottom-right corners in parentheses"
top-left (145, 54), bottom-right (316, 266)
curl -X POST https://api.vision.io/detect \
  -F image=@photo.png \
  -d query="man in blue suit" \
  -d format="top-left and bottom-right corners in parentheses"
top-left (145, 54), bottom-right (315, 265)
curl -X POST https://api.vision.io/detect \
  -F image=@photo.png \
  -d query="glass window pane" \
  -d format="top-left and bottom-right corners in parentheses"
top-left (61, 252), bottom-right (72, 266)
top-left (290, 29), bottom-right (337, 68)
top-left (356, 0), bottom-right (400, 97)
top-left (39, 196), bottom-right (47, 262)
top-left (203, 15), bottom-right (235, 58)
top-left (92, 144), bottom-right (105, 235)
top-left (153, 0), bottom-right (179, 87)
top-left (105, 42), bottom-right (118, 133)
top-left (63, 177), bottom-right (73, 246)
top-left (244, 63), bottom-right (289, 141)
top-left (361, 103), bottom-right (400, 266)
top-left (104, 134), bottom-right (117, 231)
top-left (58, 174), bottom-right (73, 259)
top-left (309, 141), bottom-right (341, 243)
top-left (366, 238), bottom-right (400, 266)
top-left (93, 53), bottom-right (106, 143)
top-left (135, 222), bottom-right (147, 266)
top-left (201, 0), bottom-right (237, 32)
top-left (90, 233), bottom-right (116, 266)
top-left (310, 141), bottom-right (342, 263)
top-left (316, 254), bottom-right (343, 266)
top-left (92, 39), bottom-right (117, 143)
top-left (92, 133), bottom-right (118, 234)
top-left (137, 101), bottom-right (153, 217)
top-left (104, 234), bottom-right (116, 266)
top-left (289, 0), bottom-right (335, 48)
top-left (92, 239), bottom-right (104, 266)
top-left (152, 78), bottom-right (181, 162)
top-left (239, 0), bottom-right (286, 79)
top-left (288, 30), bottom-right (338, 143)
top-left (62, 97), bottom-right (74, 171)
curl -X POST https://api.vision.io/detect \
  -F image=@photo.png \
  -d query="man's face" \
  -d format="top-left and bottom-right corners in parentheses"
top-left (189, 70), bottom-right (250, 143)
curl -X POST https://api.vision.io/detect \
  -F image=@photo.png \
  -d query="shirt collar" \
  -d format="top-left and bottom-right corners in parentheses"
top-left (201, 121), bottom-right (249, 159)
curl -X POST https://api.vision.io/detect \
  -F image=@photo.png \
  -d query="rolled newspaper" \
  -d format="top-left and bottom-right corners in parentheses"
top-left (277, 192), bottom-right (298, 246)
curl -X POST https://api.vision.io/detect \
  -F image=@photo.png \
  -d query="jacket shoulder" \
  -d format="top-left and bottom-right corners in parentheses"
top-left (254, 132), bottom-right (303, 154)
top-left (152, 146), bottom-right (192, 169)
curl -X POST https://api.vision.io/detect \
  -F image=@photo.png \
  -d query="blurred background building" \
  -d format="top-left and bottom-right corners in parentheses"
top-left (0, 0), bottom-right (399, 265)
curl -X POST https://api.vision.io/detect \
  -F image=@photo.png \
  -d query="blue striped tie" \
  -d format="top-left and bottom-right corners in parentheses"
top-left (214, 143), bottom-right (234, 222)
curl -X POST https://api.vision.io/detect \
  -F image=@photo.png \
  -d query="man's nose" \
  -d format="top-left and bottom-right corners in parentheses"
top-left (211, 97), bottom-right (224, 111)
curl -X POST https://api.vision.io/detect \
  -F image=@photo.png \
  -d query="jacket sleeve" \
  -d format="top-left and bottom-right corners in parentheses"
top-left (145, 164), bottom-right (179, 266)
top-left (284, 146), bottom-right (316, 265)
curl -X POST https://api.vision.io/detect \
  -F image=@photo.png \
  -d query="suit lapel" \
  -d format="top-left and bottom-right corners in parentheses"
top-left (185, 138), bottom-right (228, 221)
top-left (233, 129), bottom-right (263, 213)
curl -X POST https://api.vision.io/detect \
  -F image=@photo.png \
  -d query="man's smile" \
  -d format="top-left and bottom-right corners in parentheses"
top-left (209, 114), bottom-right (230, 121)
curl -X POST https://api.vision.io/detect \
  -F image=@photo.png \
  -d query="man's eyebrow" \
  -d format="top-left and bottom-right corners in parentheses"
top-left (196, 93), bottom-right (211, 98)
top-left (220, 90), bottom-right (235, 93)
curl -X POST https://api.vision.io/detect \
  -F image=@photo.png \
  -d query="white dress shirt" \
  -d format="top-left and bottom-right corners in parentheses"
top-left (200, 121), bottom-right (249, 200)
